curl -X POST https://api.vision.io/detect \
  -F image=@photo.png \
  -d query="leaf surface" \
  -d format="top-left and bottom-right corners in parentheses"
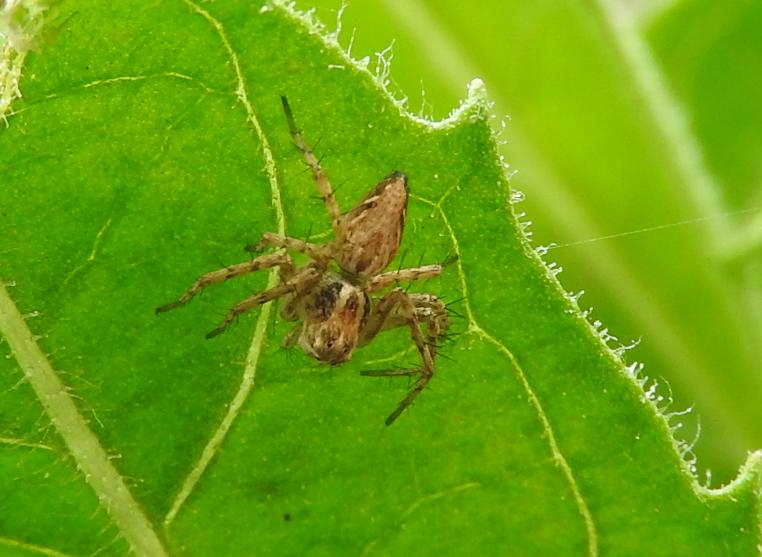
top-left (0, 1), bottom-right (760, 556)
top-left (301, 0), bottom-right (762, 482)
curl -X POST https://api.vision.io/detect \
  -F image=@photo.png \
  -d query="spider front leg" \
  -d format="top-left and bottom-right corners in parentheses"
top-left (359, 290), bottom-right (449, 425)
top-left (244, 232), bottom-right (332, 264)
top-left (156, 253), bottom-right (295, 314)
top-left (206, 265), bottom-right (320, 339)
top-left (367, 265), bottom-right (444, 292)
top-left (366, 256), bottom-right (458, 292)
top-left (281, 96), bottom-right (342, 237)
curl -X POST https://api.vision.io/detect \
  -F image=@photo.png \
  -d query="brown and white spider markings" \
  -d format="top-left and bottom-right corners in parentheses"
top-left (157, 96), bottom-right (454, 425)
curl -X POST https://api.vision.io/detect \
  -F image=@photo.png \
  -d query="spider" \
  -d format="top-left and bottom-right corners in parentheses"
top-left (157, 96), bottom-right (454, 425)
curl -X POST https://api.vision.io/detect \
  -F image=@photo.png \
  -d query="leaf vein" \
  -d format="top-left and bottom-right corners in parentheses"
top-left (0, 535), bottom-right (82, 557)
top-left (63, 217), bottom-right (113, 286)
top-left (413, 193), bottom-right (599, 557)
top-left (0, 284), bottom-right (168, 556)
top-left (5, 72), bottom-right (225, 121)
top-left (475, 328), bottom-right (599, 557)
top-left (0, 435), bottom-right (55, 452)
top-left (359, 482), bottom-right (481, 557)
top-left (163, 0), bottom-right (287, 528)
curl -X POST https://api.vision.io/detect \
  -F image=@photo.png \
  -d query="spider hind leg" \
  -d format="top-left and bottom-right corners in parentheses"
top-left (244, 232), bottom-right (331, 265)
top-left (359, 290), bottom-right (450, 425)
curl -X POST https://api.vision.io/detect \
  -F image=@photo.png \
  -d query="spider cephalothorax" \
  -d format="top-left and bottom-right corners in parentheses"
top-left (157, 97), bottom-right (453, 425)
top-left (295, 274), bottom-right (369, 365)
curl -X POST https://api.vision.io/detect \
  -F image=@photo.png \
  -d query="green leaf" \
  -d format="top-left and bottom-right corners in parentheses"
top-left (301, 0), bottom-right (762, 484)
top-left (0, 1), bottom-right (760, 556)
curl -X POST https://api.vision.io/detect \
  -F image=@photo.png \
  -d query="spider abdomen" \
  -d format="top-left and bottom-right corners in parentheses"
top-left (337, 171), bottom-right (408, 277)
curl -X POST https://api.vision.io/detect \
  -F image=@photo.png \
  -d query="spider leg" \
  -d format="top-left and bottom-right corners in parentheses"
top-left (366, 264), bottom-right (443, 293)
top-left (407, 294), bottom-right (451, 359)
top-left (281, 96), bottom-right (342, 237)
top-left (207, 266), bottom-right (320, 339)
top-left (366, 256), bottom-right (457, 292)
top-left (365, 369), bottom-right (434, 426)
top-left (245, 232), bottom-right (332, 264)
top-left (282, 324), bottom-right (302, 348)
top-left (156, 253), bottom-right (295, 314)
top-left (279, 280), bottom-right (315, 322)
top-left (359, 290), bottom-right (450, 425)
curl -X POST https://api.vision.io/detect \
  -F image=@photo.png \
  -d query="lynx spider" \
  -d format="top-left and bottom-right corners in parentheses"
top-left (157, 97), bottom-right (454, 425)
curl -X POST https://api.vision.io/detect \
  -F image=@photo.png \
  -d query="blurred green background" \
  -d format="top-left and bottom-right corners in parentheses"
top-left (303, 0), bottom-right (762, 484)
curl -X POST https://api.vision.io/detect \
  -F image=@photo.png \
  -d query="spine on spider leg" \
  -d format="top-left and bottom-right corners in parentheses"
top-left (280, 95), bottom-right (299, 137)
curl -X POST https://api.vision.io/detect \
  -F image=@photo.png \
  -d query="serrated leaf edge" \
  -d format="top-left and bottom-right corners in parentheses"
top-left (412, 192), bottom-right (600, 555)
top-left (266, 0), bottom-right (490, 130)
top-left (271, 0), bottom-right (762, 542)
